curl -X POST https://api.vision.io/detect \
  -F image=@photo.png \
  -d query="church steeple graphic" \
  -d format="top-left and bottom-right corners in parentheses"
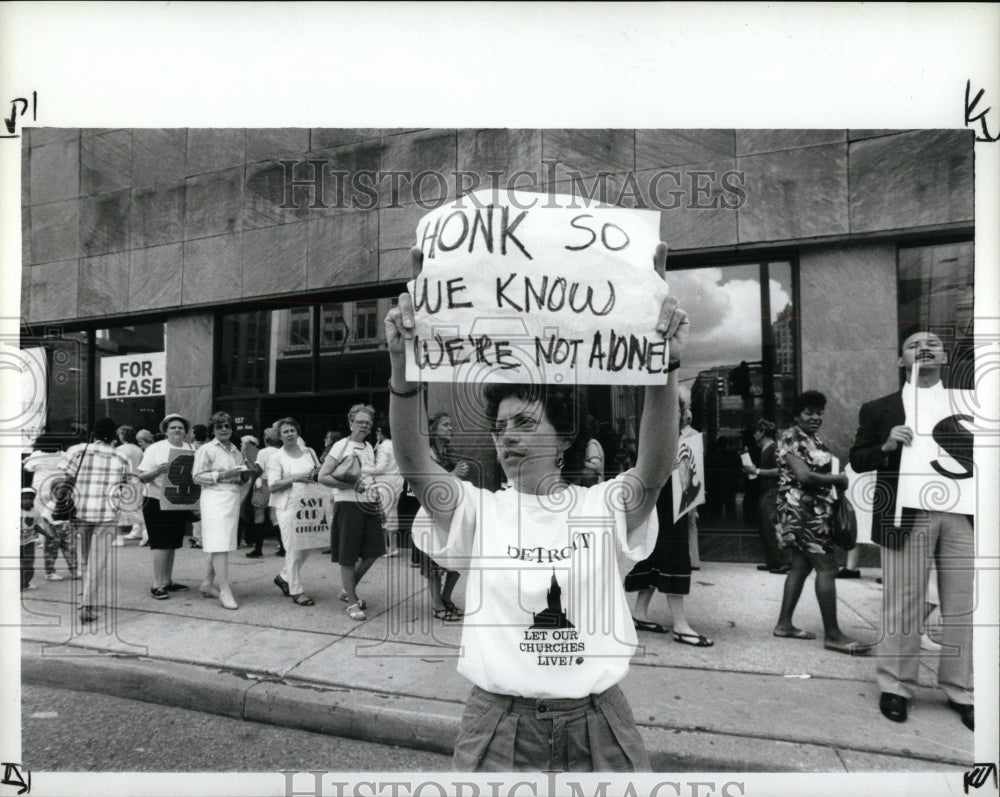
top-left (531, 567), bottom-right (574, 629)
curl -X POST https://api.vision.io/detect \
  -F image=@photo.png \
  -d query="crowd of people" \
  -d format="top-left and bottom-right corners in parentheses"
top-left (19, 255), bottom-right (974, 769)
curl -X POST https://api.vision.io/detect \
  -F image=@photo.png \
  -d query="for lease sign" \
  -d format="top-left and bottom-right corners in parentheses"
top-left (100, 352), bottom-right (166, 399)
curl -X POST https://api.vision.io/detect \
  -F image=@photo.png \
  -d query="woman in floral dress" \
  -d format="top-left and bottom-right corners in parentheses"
top-left (772, 390), bottom-right (871, 655)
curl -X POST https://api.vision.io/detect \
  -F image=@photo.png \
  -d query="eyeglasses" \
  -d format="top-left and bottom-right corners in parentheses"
top-left (352, 420), bottom-right (372, 427)
top-left (214, 423), bottom-right (232, 429)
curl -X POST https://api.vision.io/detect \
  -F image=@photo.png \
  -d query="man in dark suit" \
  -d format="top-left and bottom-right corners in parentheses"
top-left (850, 328), bottom-right (974, 730)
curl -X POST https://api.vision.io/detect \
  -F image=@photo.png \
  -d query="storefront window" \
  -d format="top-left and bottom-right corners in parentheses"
top-left (898, 241), bottom-right (974, 388)
top-left (94, 323), bottom-right (165, 436)
top-left (20, 330), bottom-right (89, 446)
top-left (218, 307), bottom-right (313, 396)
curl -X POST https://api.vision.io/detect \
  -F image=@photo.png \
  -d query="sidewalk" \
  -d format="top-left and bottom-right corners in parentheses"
top-left (20, 540), bottom-right (973, 773)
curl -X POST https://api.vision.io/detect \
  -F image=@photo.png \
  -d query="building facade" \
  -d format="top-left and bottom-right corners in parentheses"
top-left (20, 128), bottom-right (974, 561)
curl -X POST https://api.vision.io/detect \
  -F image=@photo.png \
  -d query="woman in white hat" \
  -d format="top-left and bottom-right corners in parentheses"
top-left (137, 414), bottom-right (196, 599)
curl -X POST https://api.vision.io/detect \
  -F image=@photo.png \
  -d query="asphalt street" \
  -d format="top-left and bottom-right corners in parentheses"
top-left (21, 684), bottom-right (453, 773)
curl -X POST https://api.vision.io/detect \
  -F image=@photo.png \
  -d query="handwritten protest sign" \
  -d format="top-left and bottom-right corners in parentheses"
top-left (405, 190), bottom-right (668, 385)
top-left (671, 432), bottom-right (705, 523)
top-left (292, 482), bottom-right (333, 550)
top-left (160, 448), bottom-right (200, 510)
top-left (896, 385), bottom-right (976, 522)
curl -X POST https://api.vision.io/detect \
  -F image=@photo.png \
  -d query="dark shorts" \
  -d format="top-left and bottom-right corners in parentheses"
top-left (330, 501), bottom-right (385, 564)
top-left (143, 497), bottom-right (194, 550)
top-left (453, 684), bottom-right (648, 773)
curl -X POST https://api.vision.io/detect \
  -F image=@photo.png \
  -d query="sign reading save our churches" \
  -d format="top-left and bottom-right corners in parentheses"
top-left (100, 352), bottom-right (166, 399)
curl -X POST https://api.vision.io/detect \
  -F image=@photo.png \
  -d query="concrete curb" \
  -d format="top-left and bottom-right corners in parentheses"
top-left (20, 643), bottom-right (967, 774)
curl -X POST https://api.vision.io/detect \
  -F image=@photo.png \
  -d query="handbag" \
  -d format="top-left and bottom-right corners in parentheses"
top-left (251, 477), bottom-right (270, 508)
top-left (330, 442), bottom-right (362, 484)
top-left (831, 493), bottom-right (857, 551)
top-left (49, 440), bottom-right (90, 521)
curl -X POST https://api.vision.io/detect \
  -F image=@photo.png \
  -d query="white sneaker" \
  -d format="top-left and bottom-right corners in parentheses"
top-left (46, 573), bottom-right (65, 581)
top-left (125, 531), bottom-right (143, 540)
top-left (113, 537), bottom-right (125, 547)
top-left (921, 633), bottom-right (942, 652)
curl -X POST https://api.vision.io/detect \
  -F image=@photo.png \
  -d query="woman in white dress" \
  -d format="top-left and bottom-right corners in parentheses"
top-left (267, 417), bottom-right (322, 605)
top-left (192, 411), bottom-right (250, 610)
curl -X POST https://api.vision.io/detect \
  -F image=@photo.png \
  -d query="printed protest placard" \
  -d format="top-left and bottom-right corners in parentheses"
top-left (672, 432), bottom-right (705, 523)
top-left (405, 190), bottom-right (669, 385)
top-left (160, 448), bottom-right (200, 510)
top-left (896, 385), bottom-right (976, 522)
top-left (292, 482), bottom-right (333, 550)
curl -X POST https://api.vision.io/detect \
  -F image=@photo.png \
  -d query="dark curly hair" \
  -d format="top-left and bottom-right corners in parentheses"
top-left (792, 390), bottom-right (826, 416)
top-left (482, 383), bottom-right (589, 481)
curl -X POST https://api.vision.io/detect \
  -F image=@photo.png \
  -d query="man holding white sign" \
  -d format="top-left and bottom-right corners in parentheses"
top-left (850, 328), bottom-right (974, 730)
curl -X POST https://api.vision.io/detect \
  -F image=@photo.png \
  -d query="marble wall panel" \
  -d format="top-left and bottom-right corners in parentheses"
top-left (306, 212), bottom-right (378, 289)
top-left (637, 160), bottom-right (740, 251)
top-left (166, 314), bottom-right (214, 390)
top-left (541, 130), bottom-right (634, 185)
top-left (30, 128), bottom-right (79, 146)
top-left (307, 139), bottom-right (384, 212)
top-left (379, 202), bottom-right (425, 252)
top-left (246, 129), bottom-right (310, 164)
top-left (21, 140), bottom-right (30, 207)
top-left (78, 252), bottom-right (129, 318)
top-left (847, 130), bottom-right (908, 141)
top-left (186, 129), bottom-right (245, 175)
top-left (244, 159), bottom-right (316, 230)
top-left (311, 129), bottom-right (380, 150)
top-left (80, 130), bottom-right (132, 195)
top-left (29, 139), bottom-right (79, 204)
top-left (182, 233), bottom-right (243, 306)
top-left (849, 130), bottom-right (973, 233)
top-left (799, 243), bottom-right (899, 455)
top-left (130, 243), bottom-right (183, 311)
top-left (80, 189), bottom-right (130, 256)
top-left (130, 182), bottom-right (186, 248)
top-left (635, 130), bottom-right (735, 170)
top-left (184, 167), bottom-right (243, 240)
top-left (378, 248), bottom-right (411, 283)
top-left (167, 384), bottom-right (213, 430)
top-left (456, 129), bottom-right (543, 186)
top-left (27, 259), bottom-right (78, 323)
top-left (29, 200), bottom-right (79, 264)
top-left (242, 223), bottom-right (308, 298)
top-left (132, 129), bottom-right (187, 187)
top-left (21, 206), bottom-right (30, 265)
top-left (378, 130), bottom-right (457, 208)
top-left (736, 130), bottom-right (846, 156)
top-left (20, 267), bottom-right (30, 321)
top-left (737, 143), bottom-right (848, 243)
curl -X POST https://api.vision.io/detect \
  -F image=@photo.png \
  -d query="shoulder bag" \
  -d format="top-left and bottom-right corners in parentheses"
top-left (329, 441), bottom-right (362, 485)
top-left (831, 493), bottom-right (857, 551)
top-left (49, 440), bottom-right (90, 522)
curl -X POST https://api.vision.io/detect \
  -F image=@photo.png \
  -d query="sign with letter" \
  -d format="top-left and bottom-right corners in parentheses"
top-left (160, 448), bottom-right (200, 510)
top-left (896, 386), bottom-right (976, 521)
top-left (672, 432), bottom-right (705, 523)
top-left (292, 482), bottom-right (333, 550)
top-left (100, 352), bottom-right (166, 399)
top-left (405, 190), bottom-right (669, 385)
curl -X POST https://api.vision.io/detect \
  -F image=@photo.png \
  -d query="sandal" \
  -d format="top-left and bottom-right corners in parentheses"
top-left (672, 631), bottom-right (714, 647)
top-left (823, 639), bottom-right (872, 656)
top-left (442, 600), bottom-right (463, 617)
top-left (633, 618), bottom-right (669, 633)
top-left (433, 607), bottom-right (460, 622)
top-left (346, 602), bottom-right (367, 621)
top-left (273, 574), bottom-right (290, 596)
top-left (339, 589), bottom-right (365, 609)
top-left (773, 628), bottom-right (816, 640)
top-left (292, 594), bottom-right (315, 606)
top-left (79, 606), bottom-right (98, 623)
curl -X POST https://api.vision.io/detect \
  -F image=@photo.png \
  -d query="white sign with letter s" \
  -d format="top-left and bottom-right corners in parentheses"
top-left (405, 190), bottom-right (669, 385)
top-left (100, 352), bottom-right (166, 399)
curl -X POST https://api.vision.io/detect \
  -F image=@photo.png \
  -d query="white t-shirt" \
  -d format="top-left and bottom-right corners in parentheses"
top-left (266, 446), bottom-right (321, 511)
top-left (412, 475), bottom-right (658, 698)
top-left (138, 439), bottom-right (195, 500)
top-left (325, 437), bottom-right (375, 503)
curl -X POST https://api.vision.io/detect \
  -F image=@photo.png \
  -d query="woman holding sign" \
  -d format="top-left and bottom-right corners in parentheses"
top-left (267, 417), bottom-right (322, 606)
top-left (386, 244), bottom-right (687, 773)
top-left (193, 411), bottom-right (251, 610)
top-left (137, 414), bottom-right (196, 600)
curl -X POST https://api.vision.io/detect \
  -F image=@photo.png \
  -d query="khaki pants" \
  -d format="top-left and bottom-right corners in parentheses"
top-left (876, 511), bottom-right (974, 704)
